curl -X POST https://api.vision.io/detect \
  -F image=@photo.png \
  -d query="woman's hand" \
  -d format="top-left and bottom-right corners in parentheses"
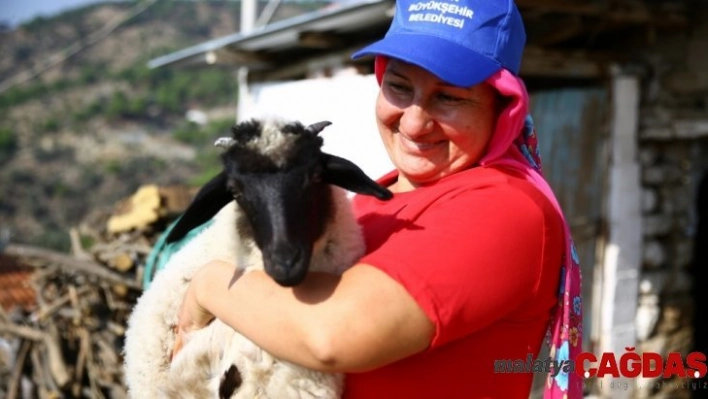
top-left (170, 261), bottom-right (243, 362)
top-left (170, 269), bottom-right (216, 362)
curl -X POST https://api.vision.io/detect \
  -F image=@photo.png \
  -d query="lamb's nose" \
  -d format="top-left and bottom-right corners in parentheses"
top-left (266, 245), bottom-right (307, 286)
top-left (272, 246), bottom-right (303, 272)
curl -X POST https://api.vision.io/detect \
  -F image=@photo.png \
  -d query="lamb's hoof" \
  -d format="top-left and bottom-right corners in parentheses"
top-left (219, 365), bottom-right (242, 398)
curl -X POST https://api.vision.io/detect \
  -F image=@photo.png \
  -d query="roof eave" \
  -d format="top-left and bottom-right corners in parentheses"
top-left (147, 0), bottom-right (393, 70)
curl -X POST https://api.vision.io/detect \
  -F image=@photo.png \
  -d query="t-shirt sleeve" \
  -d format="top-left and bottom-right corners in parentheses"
top-left (359, 183), bottom-right (553, 349)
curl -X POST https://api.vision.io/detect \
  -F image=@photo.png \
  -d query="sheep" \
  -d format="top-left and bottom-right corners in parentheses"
top-left (123, 118), bottom-right (392, 399)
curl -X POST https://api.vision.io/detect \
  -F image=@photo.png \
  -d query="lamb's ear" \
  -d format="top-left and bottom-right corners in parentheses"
top-left (321, 154), bottom-right (393, 200)
top-left (166, 171), bottom-right (232, 243)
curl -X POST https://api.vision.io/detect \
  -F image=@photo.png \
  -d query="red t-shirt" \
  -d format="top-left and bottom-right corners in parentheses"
top-left (345, 166), bottom-right (564, 399)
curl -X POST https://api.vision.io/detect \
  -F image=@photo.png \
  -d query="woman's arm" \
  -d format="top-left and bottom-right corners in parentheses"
top-left (176, 260), bottom-right (435, 373)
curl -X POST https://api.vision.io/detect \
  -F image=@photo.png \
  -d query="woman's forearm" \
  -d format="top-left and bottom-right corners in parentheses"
top-left (194, 261), bottom-right (344, 370)
top-left (192, 260), bottom-right (434, 373)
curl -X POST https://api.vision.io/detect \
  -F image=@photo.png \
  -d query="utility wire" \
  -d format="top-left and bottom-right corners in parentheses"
top-left (0, 0), bottom-right (159, 95)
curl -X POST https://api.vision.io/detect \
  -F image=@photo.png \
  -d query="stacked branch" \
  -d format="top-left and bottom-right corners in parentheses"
top-left (0, 185), bottom-right (194, 399)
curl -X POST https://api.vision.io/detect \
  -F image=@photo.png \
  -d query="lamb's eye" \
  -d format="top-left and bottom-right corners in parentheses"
top-left (305, 173), bottom-right (322, 189)
top-left (227, 180), bottom-right (244, 199)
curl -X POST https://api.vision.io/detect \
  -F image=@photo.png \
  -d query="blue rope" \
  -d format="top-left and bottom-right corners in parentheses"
top-left (142, 216), bottom-right (215, 290)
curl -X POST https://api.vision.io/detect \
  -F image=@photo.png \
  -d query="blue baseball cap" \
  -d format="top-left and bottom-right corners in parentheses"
top-left (352, 0), bottom-right (526, 87)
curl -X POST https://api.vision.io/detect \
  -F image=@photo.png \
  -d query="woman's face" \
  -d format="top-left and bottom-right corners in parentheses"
top-left (376, 59), bottom-right (499, 191)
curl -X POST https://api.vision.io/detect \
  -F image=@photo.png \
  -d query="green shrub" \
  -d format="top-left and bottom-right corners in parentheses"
top-left (206, 118), bottom-right (235, 135)
top-left (42, 118), bottom-right (61, 133)
top-left (189, 146), bottom-right (223, 187)
top-left (173, 118), bottom-right (234, 146)
top-left (80, 234), bottom-right (96, 250)
top-left (33, 145), bottom-right (75, 163)
top-left (14, 46), bottom-right (33, 62)
top-left (8, 168), bottom-right (35, 185)
top-left (106, 91), bottom-right (130, 119)
top-left (73, 100), bottom-right (105, 122)
top-left (105, 160), bottom-right (122, 175)
top-left (31, 229), bottom-right (70, 252)
top-left (79, 66), bottom-right (100, 84)
top-left (0, 127), bottom-right (18, 163)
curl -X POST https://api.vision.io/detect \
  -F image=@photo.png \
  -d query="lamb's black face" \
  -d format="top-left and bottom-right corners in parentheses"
top-left (224, 134), bottom-right (332, 287)
top-left (165, 119), bottom-right (392, 287)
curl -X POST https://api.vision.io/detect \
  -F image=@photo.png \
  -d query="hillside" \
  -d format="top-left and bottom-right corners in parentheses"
top-left (0, 0), bottom-right (329, 251)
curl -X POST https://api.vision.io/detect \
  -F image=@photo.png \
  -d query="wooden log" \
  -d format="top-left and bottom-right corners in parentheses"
top-left (4, 244), bottom-right (142, 290)
top-left (6, 339), bottom-right (31, 399)
top-left (73, 329), bottom-right (90, 398)
top-left (45, 324), bottom-right (70, 389)
top-left (0, 185), bottom-right (190, 396)
top-left (69, 227), bottom-right (92, 260)
top-left (0, 322), bottom-right (45, 341)
top-left (30, 345), bottom-right (51, 399)
top-left (34, 286), bottom-right (91, 322)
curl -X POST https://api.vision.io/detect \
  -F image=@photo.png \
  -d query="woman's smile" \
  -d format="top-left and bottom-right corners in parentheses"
top-left (396, 133), bottom-right (446, 154)
top-left (375, 59), bottom-right (500, 190)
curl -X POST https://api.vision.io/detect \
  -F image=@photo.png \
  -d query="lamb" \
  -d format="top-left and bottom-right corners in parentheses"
top-left (123, 118), bottom-right (392, 399)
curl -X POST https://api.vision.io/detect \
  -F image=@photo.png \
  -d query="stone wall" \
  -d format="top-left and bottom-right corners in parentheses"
top-left (634, 3), bottom-right (708, 397)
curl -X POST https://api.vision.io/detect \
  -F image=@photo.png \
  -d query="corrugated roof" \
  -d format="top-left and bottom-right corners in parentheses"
top-left (147, 0), bottom-right (394, 71)
top-left (148, 0), bottom-right (689, 81)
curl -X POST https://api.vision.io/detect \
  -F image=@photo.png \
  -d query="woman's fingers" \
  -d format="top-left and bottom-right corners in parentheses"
top-left (170, 262), bottom-right (229, 364)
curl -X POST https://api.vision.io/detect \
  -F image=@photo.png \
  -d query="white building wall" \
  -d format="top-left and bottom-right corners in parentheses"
top-left (242, 74), bottom-right (395, 182)
top-left (598, 72), bottom-right (643, 398)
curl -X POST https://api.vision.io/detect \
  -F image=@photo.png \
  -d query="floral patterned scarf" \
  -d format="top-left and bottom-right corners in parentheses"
top-left (375, 57), bottom-right (584, 398)
top-left (482, 69), bottom-right (584, 399)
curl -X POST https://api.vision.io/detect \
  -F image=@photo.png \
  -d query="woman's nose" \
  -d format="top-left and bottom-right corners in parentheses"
top-left (399, 104), bottom-right (434, 138)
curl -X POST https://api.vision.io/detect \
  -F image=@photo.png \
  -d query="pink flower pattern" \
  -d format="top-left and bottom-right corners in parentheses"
top-left (516, 117), bottom-right (583, 398)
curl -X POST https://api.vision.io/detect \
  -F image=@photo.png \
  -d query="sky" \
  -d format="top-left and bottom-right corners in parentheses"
top-left (0, 0), bottom-right (110, 27)
top-left (0, 0), bottom-right (335, 28)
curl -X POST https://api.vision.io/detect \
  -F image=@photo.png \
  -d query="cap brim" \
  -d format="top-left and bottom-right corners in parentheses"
top-left (352, 33), bottom-right (501, 88)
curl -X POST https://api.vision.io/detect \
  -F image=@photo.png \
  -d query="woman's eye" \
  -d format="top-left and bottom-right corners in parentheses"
top-left (386, 81), bottom-right (411, 94)
top-left (437, 93), bottom-right (464, 104)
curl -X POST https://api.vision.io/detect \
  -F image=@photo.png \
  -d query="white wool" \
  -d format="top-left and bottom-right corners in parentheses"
top-left (123, 187), bottom-right (364, 398)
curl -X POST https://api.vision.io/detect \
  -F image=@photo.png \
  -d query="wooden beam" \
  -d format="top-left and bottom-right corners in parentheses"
top-left (521, 46), bottom-right (607, 79)
top-left (248, 45), bottom-right (367, 82)
top-left (298, 31), bottom-right (345, 49)
top-left (247, 44), bottom-right (615, 82)
top-left (517, 0), bottom-right (603, 16)
top-left (517, 0), bottom-right (686, 27)
top-left (529, 15), bottom-right (586, 46)
top-left (207, 47), bottom-right (273, 67)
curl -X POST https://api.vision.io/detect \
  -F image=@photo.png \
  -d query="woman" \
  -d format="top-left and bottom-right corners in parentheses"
top-left (173, 0), bottom-right (583, 397)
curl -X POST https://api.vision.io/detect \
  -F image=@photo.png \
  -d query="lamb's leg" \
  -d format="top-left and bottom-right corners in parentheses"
top-left (219, 365), bottom-right (243, 398)
top-left (165, 320), bottom-right (259, 399)
top-left (163, 327), bottom-right (223, 398)
top-left (124, 279), bottom-right (186, 398)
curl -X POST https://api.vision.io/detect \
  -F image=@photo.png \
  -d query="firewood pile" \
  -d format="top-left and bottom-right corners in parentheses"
top-left (0, 185), bottom-right (195, 399)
